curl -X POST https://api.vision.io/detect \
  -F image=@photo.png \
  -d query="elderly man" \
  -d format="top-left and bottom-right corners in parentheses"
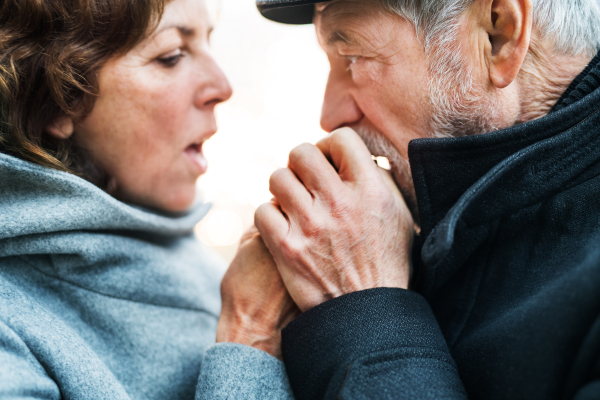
top-left (214, 0), bottom-right (600, 399)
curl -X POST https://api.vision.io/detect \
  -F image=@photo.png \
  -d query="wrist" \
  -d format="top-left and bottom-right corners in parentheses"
top-left (216, 312), bottom-right (282, 359)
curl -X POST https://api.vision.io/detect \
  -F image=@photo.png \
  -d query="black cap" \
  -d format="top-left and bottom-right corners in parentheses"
top-left (257, 0), bottom-right (324, 24)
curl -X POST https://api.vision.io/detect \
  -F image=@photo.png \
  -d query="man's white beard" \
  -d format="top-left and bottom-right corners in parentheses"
top-left (354, 125), bottom-right (411, 183)
top-left (353, 44), bottom-right (500, 221)
top-left (353, 125), bottom-right (419, 218)
top-left (428, 41), bottom-right (501, 139)
top-left (354, 48), bottom-right (500, 184)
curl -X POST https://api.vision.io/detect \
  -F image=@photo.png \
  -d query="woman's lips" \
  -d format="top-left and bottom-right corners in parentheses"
top-left (184, 143), bottom-right (208, 174)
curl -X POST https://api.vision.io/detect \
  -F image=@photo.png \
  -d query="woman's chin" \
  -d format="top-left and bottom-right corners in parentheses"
top-left (120, 183), bottom-right (198, 213)
top-left (161, 189), bottom-right (198, 213)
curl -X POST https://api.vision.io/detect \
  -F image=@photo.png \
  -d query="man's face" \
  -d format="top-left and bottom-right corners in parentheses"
top-left (314, 0), bottom-right (501, 217)
top-left (315, 0), bottom-right (430, 165)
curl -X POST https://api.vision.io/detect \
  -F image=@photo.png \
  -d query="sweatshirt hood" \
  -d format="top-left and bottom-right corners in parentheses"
top-left (0, 152), bottom-right (223, 315)
top-left (0, 152), bottom-right (211, 240)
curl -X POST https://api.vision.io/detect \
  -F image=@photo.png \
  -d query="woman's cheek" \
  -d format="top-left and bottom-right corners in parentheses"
top-left (145, 91), bottom-right (187, 141)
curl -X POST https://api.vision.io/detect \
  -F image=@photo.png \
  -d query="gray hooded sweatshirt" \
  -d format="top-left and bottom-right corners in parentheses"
top-left (0, 153), bottom-right (294, 399)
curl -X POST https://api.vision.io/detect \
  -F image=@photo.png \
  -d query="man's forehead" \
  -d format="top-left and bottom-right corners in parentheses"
top-left (315, 0), bottom-right (398, 49)
top-left (315, 0), bottom-right (370, 24)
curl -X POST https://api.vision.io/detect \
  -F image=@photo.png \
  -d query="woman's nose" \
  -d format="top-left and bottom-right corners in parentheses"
top-left (320, 70), bottom-right (363, 132)
top-left (194, 55), bottom-right (233, 109)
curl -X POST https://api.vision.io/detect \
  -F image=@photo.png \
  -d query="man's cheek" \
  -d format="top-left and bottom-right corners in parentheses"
top-left (352, 60), bottom-right (384, 86)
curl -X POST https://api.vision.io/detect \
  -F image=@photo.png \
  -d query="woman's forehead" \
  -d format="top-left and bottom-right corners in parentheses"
top-left (158, 0), bottom-right (212, 33)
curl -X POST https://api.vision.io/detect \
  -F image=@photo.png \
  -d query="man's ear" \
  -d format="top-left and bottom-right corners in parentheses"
top-left (46, 116), bottom-right (74, 140)
top-left (485, 0), bottom-right (533, 89)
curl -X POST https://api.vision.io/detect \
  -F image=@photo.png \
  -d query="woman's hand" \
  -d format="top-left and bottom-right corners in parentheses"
top-left (216, 227), bottom-right (300, 360)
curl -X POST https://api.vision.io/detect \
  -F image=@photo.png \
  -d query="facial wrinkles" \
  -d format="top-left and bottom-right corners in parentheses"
top-left (318, 1), bottom-right (395, 57)
top-left (323, 2), bottom-right (500, 140)
top-left (316, 2), bottom-right (422, 167)
top-left (427, 38), bottom-right (500, 138)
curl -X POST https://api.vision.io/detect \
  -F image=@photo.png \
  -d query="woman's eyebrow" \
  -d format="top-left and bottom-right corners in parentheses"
top-left (153, 25), bottom-right (197, 38)
top-left (155, 24), bottom-right (215, 41)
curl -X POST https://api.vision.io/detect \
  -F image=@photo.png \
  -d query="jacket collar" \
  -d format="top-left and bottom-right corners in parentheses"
top-left (553, 51), bottom-right (600, 112)
top-left (410, 51), bottom-right (600, 239)
top-left (409, 51), bottom-right (600, 293)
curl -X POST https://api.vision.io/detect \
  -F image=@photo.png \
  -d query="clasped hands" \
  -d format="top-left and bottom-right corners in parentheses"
top-left (216, 128), bottom-right (415, 359)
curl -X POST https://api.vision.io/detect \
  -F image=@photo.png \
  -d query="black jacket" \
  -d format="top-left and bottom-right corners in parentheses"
top-left (281, 53), bottom-right (600, 400)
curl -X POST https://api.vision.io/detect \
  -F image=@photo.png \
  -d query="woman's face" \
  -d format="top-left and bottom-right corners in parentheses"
top-left (76, 0), bottom-right (232, 212)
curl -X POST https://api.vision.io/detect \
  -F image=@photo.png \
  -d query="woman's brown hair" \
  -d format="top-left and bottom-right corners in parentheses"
top-left (0, 0), bottom-right (165, 186)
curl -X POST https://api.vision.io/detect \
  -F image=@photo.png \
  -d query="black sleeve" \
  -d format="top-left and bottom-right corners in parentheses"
top-left (574, 381), bottom-right (600, 400)
top-left (281, 288), bottom-right (468, 400)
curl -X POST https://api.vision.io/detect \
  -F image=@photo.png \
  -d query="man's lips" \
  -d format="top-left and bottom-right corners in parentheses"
top-left (184, 142), bottom-right (208, 174)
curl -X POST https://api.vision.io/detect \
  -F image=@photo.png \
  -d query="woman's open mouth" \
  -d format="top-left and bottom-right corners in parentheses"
top-left (184, 142), bottom-right (208, 174)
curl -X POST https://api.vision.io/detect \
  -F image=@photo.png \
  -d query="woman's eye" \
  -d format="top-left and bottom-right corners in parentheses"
top-left (157, 49), bottom-right (184, 67)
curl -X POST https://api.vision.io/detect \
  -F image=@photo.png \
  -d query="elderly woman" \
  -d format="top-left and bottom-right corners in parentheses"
top-left (0, 0), bottom-right (297, 398)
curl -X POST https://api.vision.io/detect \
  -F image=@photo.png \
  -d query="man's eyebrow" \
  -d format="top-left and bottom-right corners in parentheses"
top-left (328, 31), bottom-right (356, 46)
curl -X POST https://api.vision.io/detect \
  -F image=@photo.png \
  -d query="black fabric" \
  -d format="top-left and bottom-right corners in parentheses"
top-left (553, 52), bottom-right (600, 112)
top-left (282, 54), bottom-right (600, 399)
top-left (282, 289), bottom-right (467, 399)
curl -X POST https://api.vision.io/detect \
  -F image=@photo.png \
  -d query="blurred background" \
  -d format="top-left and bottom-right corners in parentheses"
top-left (196, 0), bottom-right (329, 261)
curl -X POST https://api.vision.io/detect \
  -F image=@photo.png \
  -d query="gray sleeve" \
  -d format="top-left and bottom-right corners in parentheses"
top-left (196, 343), bottom-right (295, 400)
top-left (0, 321), bottom-right (60, 400)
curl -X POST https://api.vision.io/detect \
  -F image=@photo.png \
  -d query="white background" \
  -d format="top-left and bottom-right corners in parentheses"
top-left (197, 0), bottom-right (329, 261)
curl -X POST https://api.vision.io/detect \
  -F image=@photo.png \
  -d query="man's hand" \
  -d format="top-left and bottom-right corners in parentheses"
top-left (216, 228), bottom-right (300, 360)
top-left (255, 127), bottom-right (414, 312)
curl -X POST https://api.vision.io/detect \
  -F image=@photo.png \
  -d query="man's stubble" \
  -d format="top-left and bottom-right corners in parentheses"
top-left (354, 41), bottom-right (501, 224)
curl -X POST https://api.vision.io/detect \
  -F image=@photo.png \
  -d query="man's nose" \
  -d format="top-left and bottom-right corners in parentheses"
top-left (194, 54), bottom-right (233, 110)
top-left (320, 70), bottom-right (363, 132)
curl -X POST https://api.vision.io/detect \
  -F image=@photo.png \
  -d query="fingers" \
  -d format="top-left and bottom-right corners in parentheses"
top-left (269, 168), bottom-right (312, 216)
top-left (287, 143), bottom-right (340, 195)
top-left (376, 167), bottom-right (403, 200)
top-left (255, 200), bottom-right (289, 252)
top-left (316, 127), bottom-right (376, 183)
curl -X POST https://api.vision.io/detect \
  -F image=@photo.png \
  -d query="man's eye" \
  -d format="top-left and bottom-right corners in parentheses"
top-left (343, 55), bottom-right (361, 71)
top-left (343, 56), bottom-right (361, 71)
top-left (157, 49), bottom-right (184, 67)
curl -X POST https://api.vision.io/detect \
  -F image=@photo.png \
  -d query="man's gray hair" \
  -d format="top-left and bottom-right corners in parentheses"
top-left (383, 0), bottom-right (600, 58)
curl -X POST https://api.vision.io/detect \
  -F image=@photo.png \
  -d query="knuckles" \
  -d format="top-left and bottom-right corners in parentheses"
top-left (254, 203), bottom-right (272, 232)
top-left (329, 127), bottom-right (356, 144)
top-left (280, 238), bottom-right (302, 261)
top-left (299, 213), bottom-right (326, 240)
top-left (327, 193), bottom-right (353, 216)
top-left (269, 168), bottom-right (289, 191)
top-left (288, 143), bottom-right (317, 168)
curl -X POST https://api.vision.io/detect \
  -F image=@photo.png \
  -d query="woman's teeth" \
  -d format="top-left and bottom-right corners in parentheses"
top-left (185, 143), bottom-right (207, 171)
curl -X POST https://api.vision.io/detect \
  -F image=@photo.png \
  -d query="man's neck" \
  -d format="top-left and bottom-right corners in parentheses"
top-left (516, 44), bottom-right (593, 124)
